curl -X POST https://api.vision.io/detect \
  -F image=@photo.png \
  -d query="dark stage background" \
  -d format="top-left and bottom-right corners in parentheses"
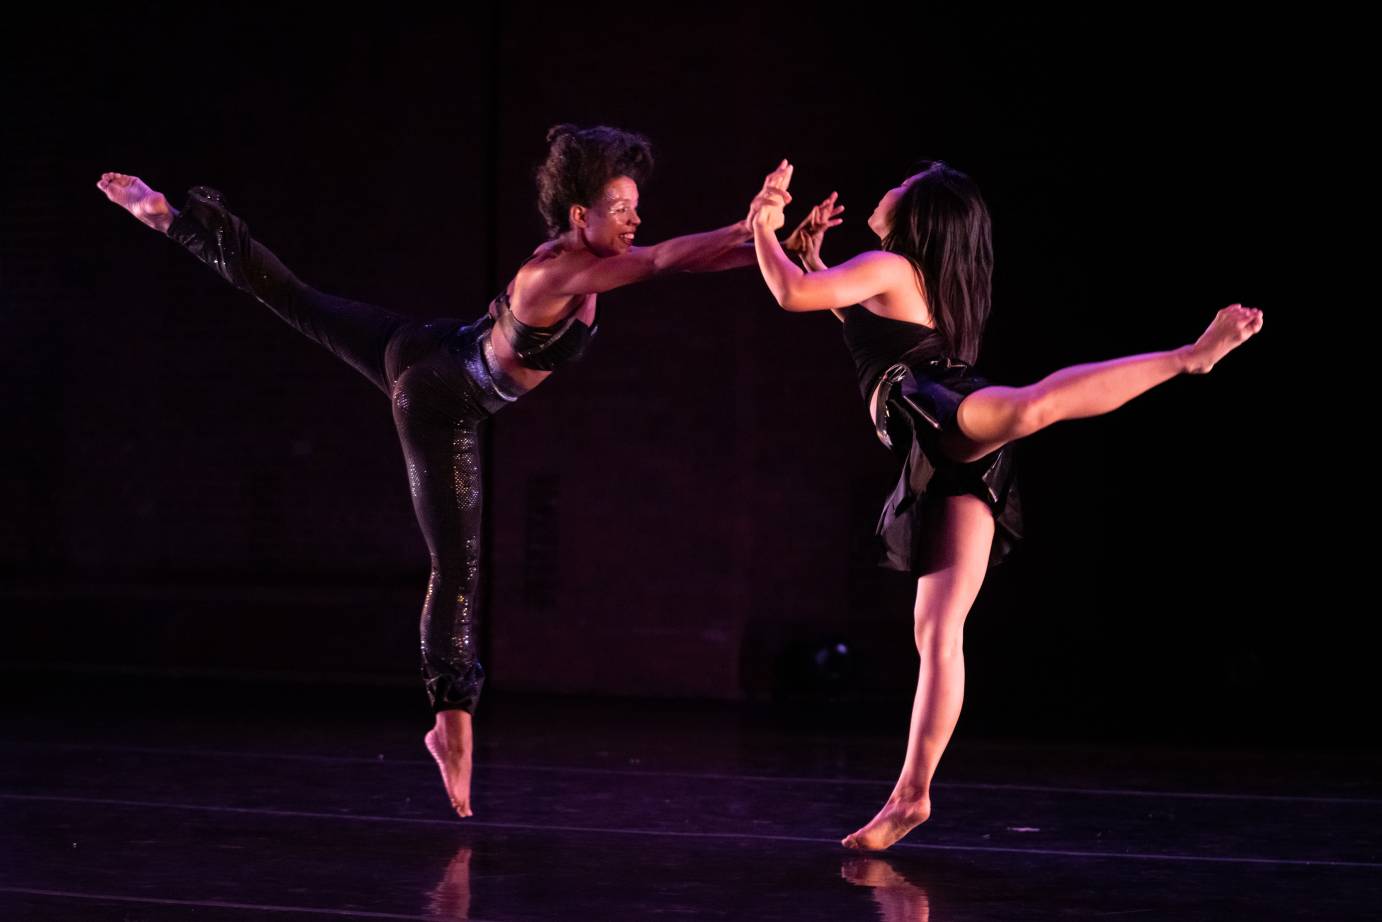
top-left (2, 11), bottom-right (1351, 745)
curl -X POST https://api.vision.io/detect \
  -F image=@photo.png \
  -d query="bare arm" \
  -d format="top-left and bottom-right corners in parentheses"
top-left (754, 228), bottom-right (904, 312)
top-left (750, 166), bottom-right (895, 313)
top-left (701, 183), bottom-right (845, 276)
top-left (679, 242), bottom-right (759, 272)
top-left (547, 221), bottom-right (751, 296)
top-left (749, 183), bottom-right (899, 312)
top-left (781, 191), bottom-right (844, 317)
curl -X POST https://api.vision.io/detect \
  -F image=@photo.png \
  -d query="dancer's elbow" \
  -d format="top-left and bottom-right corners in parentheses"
top-left (776, 288), bottom-right (825, 312)
top-left (646, 244), bottom-right (686, 276)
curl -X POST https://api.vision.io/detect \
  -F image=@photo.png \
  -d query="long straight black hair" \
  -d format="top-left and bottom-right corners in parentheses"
top-left (881, 161), bottom-right (993, 364)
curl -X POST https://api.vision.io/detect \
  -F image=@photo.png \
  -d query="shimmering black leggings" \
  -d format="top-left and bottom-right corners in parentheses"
top-left (168, 186), bottom-right (513, 713)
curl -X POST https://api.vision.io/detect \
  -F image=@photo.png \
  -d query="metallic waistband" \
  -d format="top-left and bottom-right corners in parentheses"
top-left (448, 319), bottom-right (527, 414)
top-left (480, 330), bottom-right (528, 403)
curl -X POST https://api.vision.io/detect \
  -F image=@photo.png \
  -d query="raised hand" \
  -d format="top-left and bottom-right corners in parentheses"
top-left (747, 159), bottom-right (795, 233)
top-left (783, 191), bottom-right (844, 269)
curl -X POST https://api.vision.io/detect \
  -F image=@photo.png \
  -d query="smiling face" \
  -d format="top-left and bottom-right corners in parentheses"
top-left (571, 175), bottom-right (641, 256)
top-left (867, 172), bottom-right (923, 240)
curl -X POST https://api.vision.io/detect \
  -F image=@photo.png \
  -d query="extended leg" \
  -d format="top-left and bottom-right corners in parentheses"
top-left (99, 172), bottom-right (405, 393)
top-left (944, 305), bottom-right (1263, 462)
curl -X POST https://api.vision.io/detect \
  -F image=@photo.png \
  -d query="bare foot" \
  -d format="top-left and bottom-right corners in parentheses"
top-left (96, 172), bottom-right (176, 234)
top-left (1182, 304), bottom-right (1264, 374)
top-left (424, 710), bottom-right (475, 818)
top-left (841, 795), bottom-right (931, 852)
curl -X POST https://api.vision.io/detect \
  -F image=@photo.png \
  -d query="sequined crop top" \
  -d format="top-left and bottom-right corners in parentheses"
top-left (490, 285), bottom-right (598, 371)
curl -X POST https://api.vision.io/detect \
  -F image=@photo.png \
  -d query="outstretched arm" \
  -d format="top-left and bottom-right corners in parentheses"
top-left (690, 194), bottom-right (845, 276)
top-left (678, 229), bottom-right (821, 273)
top-left (546, 221), bottom-right (753, 296)
top-left (749, 162), bottom-right (903, 312)
top-left (757, 242), bottom-right (907, 312)
top-left (678, 242), bottom-right (758, 272)
top-left (674, 184), bottom-right (847, 274)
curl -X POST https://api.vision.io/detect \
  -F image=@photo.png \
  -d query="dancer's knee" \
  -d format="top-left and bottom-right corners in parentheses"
top-left (958, 385), bottom-right (1050, 445)
top-left (1016, 387), bottom-right (1056, 436)
top-left (428, 556), bottom-right (478, 593)
top-left (912, 609), bottom-right (966, 660)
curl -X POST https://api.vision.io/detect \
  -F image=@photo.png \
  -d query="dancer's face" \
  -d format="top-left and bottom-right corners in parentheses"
top-left (573, 175), bottom-right (641, 256)
top-left (868, 173), bottom-right (921, 239)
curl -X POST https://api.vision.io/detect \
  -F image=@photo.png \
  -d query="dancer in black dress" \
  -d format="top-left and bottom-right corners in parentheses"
top-left (97, 125), bottom-right (766, 818)
top-left (746, 160), bottom-right (1262, 851)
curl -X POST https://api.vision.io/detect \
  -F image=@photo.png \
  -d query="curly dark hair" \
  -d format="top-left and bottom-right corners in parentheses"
top-left (882, 161), bottom-right (994, 364)
top-left (535, 124), bottom-right (655, 238)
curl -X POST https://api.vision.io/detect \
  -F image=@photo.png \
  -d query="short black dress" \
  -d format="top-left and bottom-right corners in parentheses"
top-left (841, 306), bottom-right (1022, 573)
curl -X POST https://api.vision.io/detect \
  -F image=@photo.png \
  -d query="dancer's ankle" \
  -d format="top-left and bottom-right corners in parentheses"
top-left (151, 206), bottom-right (179, 235)
top-left (889, 782), bottom-right (930, 805)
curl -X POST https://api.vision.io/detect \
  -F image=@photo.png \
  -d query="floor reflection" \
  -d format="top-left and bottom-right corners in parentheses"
top-left (425, 843), bottom-right (473, 921)
top-left (842, 856), bottom-right (933, 922)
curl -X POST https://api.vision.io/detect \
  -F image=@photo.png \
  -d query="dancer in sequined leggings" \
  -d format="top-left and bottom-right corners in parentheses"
top-left (97, 125), bottom-right (777, 817)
